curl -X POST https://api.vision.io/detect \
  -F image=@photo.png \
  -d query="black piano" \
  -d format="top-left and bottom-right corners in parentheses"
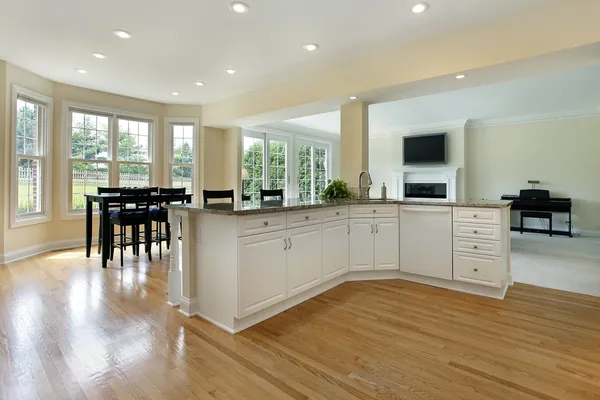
top-left (501, 189), bottom-right (572, 237)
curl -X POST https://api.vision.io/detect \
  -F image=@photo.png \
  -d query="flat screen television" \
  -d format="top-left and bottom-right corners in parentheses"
top-left (403, 133), bottom-right (447, 165)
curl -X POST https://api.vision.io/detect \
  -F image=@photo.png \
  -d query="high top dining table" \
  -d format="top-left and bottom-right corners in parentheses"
top-left (85, 192), bottom-right (193, 268)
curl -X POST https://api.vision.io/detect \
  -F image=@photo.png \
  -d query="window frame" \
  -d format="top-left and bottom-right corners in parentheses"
top-left (295, 137), bottom-right (332, 202)
top-left (61, 101), bottom-right (158, 219)
top-left (10, 85), bottom-right (53, 228)
top-left (242, 129), bottom-right (330, 201)
top-left (164, 117), bottom-right (199, 194)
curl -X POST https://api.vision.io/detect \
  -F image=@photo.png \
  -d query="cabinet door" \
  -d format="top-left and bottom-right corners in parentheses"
top-left (349, 219), bottom-right (374, 271)
top-left (322, 220), bottom-right (350, 282)
top-left (238, 231), bottom-right (287, 318)
top-left (400, 206), bottom-right (453, 280)
top-left (287, 225), bottom-right (322, 298)
top-left (374, 218), bottom-right (399, 270)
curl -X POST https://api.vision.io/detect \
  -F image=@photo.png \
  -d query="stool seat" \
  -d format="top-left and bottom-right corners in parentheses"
top-left (520, 211), bottom-right (552, 219)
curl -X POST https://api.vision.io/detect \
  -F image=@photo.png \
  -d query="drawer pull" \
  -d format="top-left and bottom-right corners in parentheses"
top-left (336, 211), bottom-right (340, 216)
top-left (473, 230), bottom-right (478, 234)
top-left (305, 216), bottom-right (310, 220)
top-left (473, 245), bottom-right (478, 249)
top-left (474, 268), bottom-right (479, 272)
top-left (473, 214), bottom-right (478, 218)
top-left (263, 221), bottom-right (269, 226)
top-left (373, 209), bottom-right (377, 213)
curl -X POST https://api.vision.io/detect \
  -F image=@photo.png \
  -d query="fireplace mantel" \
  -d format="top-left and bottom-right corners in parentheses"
top-left (395, 167), bottom-right (459, 201)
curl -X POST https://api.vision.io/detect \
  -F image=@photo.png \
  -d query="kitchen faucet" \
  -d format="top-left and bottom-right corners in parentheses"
top-left (358, 170), bottom-right (372, 199)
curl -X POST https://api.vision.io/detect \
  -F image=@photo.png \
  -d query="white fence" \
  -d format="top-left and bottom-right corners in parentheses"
top-left (19, 167), bottom-right (192, 187)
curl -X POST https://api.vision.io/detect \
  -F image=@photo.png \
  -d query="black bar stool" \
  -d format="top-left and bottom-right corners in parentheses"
top-left (97, 187), bottom-right (121, 254)
top-left (260, 189), bottom-right (283, 201)
top-left (203, 189), bottom-right (234, 204)
top-left (150, 188), bottom-right (186, 259)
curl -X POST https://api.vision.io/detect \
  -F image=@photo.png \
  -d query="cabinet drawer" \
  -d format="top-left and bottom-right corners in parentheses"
top-left (453, 252), bottom-right (502, 288)
top-left (321, 206), bottom-right (349, 223)
top-left (287, 209), bottom-right (322, 229)
top-left (453, 237), bottom-right (501, 257)
top-left (453, 207), bottom-right (501, 225)
top-left (350, 204), bottom-right (398, 218)
top-left (453, 222), bottom-right (501, 241)
top-left (238, 213), bottom-right (287, 237)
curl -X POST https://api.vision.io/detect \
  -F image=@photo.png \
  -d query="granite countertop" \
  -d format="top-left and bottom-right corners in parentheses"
top-left (166, 198), bottom-right (513, 216)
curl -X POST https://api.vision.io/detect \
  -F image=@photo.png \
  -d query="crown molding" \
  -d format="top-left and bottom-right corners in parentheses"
top-left (252, 122), bottom-right (341, 141)
top-left (466, 110), bottom-right (600, 128)
top-left (370, 119), bottom-right (468, 137)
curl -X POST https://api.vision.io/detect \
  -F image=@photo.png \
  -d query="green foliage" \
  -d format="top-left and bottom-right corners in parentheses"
top-left (320, 179), bottom-right (353, 201)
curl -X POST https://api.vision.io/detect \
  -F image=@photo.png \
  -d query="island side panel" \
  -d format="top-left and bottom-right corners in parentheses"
top-left (180, 211), bottom-right (198, 317)
top-left (196, 213), bottom-right (239, 332)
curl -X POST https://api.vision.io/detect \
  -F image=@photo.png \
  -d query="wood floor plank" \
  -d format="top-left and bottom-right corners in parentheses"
top-left (1, 247), bottom-right (600, 399)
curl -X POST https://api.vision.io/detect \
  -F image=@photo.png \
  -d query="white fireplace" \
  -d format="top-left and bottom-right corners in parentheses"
top-left (395, 167), bottom-right (459, 201)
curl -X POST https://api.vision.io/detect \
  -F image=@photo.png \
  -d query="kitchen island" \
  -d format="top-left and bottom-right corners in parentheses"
top-left (166, 198), bottom-right (513, 333)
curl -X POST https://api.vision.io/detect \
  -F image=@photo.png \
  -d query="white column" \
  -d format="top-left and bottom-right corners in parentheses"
top-left (179, 211), bottom-right (198, 317)
top-left (167, 209), bottom-right (182, 306)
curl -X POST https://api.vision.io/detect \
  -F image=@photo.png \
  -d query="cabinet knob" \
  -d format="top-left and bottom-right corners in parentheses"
top-left (473, 230), bottom-right (478, 234)
top-left (473, 214), bottom-right (478, 218)
top-left (305, 216), bottom-right (309, 220)
top-left (373, 209), bottom-right (377, 213)
top-left (473, 245), bottom-right (478, 249)
top-left (474, 268), bottom-right (478, 272)
top-left (336, 211), bottom-right (340, 216)
top-left (263, 221), bottom-right (269, 226)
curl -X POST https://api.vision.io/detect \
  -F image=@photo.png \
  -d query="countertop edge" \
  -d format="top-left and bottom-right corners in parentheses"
top-left (166, 199), bottom-right (513, 216)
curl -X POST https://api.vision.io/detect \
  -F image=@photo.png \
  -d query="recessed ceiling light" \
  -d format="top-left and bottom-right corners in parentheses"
top-left (113, 30), bottom-right (132, 39)
top-left (195, 81), bottom-right (205, 86)
top-left (226, 69), bottom-right (236, 74)
top-left (230, 2), bottom-right (250, 13)
top-left (303, 43), bottom-right (319, 52)
top-left (456, 74), bottom-right (466, 79)
top-left (75, 69), bottom-right (87, 74)
top-left (350, 96), bottom-right (358, 100)
top-left (172, 92), bottom-right (179, 96)
top-left (92, 52), bottom-right (107, 59)
top-left (412, 2), bottom-right (429, 13)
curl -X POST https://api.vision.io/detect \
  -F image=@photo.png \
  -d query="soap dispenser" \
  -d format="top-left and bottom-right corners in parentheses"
top-left (381, 182), bottom-right (387, 200)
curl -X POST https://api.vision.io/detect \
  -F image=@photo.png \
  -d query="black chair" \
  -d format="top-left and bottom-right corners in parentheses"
top-left (110, 188), bottom-right (153, 267)
top-left (97, 187), bottom-right (122, 254)
top-left (260, 189), bottom-right (283, 201)
top-left (150, 188), bottom-right (186, 259)
top-left (203, 189), bottom-right (234, 204)
top-left (519, 189), bottom-right (553, 237)
top-left (241, 194), bottom-right (251, 201)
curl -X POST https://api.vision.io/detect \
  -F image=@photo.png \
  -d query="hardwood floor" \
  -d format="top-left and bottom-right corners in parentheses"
top-left (1, 248), bottom-right (599, 399)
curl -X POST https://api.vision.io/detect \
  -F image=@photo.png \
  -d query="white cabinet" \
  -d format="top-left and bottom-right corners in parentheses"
top-left (399, 206), bottom-right (453, 280)
top-left (238, 231), bottom-right (287, 318)
top-left (350, 219), bottom-right (375, 271)
top-left (453, 252), bottom-right (502, 287)
top-left (322, 220), bottom-right (350, 282)
top-left (286, 225), bottom-right (322, 297)
top-left (349, 217), bottom-right (399, 271)
top-left (374, 218), bottom-right (400, 270)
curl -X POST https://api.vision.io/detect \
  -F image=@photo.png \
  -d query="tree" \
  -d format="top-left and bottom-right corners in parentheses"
top-left (242, 142), bottom-right (264, 202)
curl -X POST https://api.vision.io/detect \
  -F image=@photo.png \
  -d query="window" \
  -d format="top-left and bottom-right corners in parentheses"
top-left (65, 103), bottom-right (156, 214)
top-left (167, 121), bottom-right (196, 193)
top-left (242, 132), bottom-right (290, 202)
top-left (11, 86), bottom-right (52, 227)
top-left (296, 140), bottom-right (329, 202)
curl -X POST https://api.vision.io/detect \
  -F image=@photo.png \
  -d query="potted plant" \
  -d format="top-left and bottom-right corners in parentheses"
top-left (320, 179), bottom-right (353, 201)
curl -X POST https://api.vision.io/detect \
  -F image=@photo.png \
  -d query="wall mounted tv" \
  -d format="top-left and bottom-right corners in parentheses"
top-left (403, 133), bottom-right (448, 165)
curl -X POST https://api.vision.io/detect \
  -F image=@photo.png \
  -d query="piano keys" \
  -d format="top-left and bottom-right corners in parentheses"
top-left (501, 189), bottom-right (573, 237)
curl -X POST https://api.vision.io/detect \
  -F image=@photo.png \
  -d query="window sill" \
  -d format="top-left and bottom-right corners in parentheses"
top-left (11, 215), bottom-right (52, 228)
top-left (62, 211), bottom-right (99, 221)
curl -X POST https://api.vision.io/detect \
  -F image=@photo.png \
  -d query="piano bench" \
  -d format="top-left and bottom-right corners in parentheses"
top-left (520, 211), bottom-right (553, 237)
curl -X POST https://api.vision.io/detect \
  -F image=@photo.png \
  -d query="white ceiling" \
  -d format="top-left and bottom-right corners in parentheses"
top-left (282, 63), bottom-right (600, 135)
top-left (0, 0), bottom-right (548, 104)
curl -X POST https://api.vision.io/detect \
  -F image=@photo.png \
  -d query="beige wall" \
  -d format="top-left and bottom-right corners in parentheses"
top-left (0, 61), bottom-right (7, 254)
top-left (203, 127), bottom-right (225, 190)
top-left (223, 128), bottom-right (242, 197)
top-left (340, 102), bottom-right (368, 185)
top-left (369, 126), bottom-right (466, 199)
top-left (466, 117), bottom-right (600, 234)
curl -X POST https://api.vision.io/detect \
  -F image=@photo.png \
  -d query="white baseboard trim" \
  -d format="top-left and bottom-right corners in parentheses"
top-left (197, 311), bottom-right (235, 334)
top-left (179, 297), bottom-right (198, 318)
top-left (0, 237), bottom-right (98, 265)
